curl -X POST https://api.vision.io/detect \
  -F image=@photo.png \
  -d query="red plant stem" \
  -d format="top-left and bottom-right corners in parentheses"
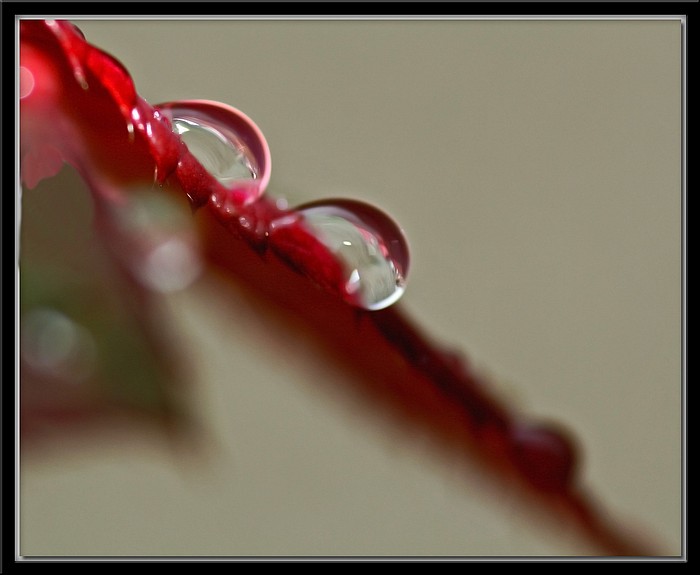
top-left (19, 19), bottom-right (663, 556)
top-left (199, 207), bottom-right (659, 556)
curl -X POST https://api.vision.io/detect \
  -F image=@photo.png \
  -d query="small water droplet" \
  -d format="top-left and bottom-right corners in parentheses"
top-left (510, 422), bottom-right (578, 492)
top-left (21, 308), bottom-right (97, 383)
top-left (296, 199), bottom-right (410, 310)
top-left (111, 189), bottom-right (203, 293)
top-left (157, 100), bottom-right (271, 206)
top-left (19, 66), bottom-right (35, 99)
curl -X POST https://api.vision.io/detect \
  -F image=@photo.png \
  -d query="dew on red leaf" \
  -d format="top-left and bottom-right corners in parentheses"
top-left (157, 100), bottom-right (272, 206)
top-left (290, 199), bottom-right (410, 310)
top-left (17, 19), bottom-right (667, 556)
top-left (509, 422), bottom-right (579, 493)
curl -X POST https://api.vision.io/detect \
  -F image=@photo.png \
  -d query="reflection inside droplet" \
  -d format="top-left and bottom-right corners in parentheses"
top-left (297, 199), bottom-right (410, 310)
top-left (21, 308), bottom-right (97, 383)
top-left (173, 117), bottom-right (255, 185)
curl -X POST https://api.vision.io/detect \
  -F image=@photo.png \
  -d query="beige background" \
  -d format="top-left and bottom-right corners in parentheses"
top-left (20, 18), bottom-right (682, 557)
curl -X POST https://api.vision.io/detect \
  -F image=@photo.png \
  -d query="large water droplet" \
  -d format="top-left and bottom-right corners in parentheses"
top-left (296, 199), bottom-right (410, 311)
top-left (157, 100), bottom-right (271, 204)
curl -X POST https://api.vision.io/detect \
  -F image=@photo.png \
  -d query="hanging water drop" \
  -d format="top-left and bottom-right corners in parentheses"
top-left (156, 100), bottom-right (271, 205)
top-left (296, 199), bottom-right (410, 311)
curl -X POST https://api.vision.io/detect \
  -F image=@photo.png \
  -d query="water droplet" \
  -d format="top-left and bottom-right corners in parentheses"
top-left (140, 237), bottom-right (202, 293)
top-left (296, 199), bottom-right (410, 310)
top-left (111, 189), bottom-right (203, 293)
top-left (19, 66), bottom-right (35, 99)
top-left (21, 308), bottom-right (97, 383)
top-left (510, 422), bottom-right (578, 492)
top-left (157, 100), bottom-right (271, 205)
